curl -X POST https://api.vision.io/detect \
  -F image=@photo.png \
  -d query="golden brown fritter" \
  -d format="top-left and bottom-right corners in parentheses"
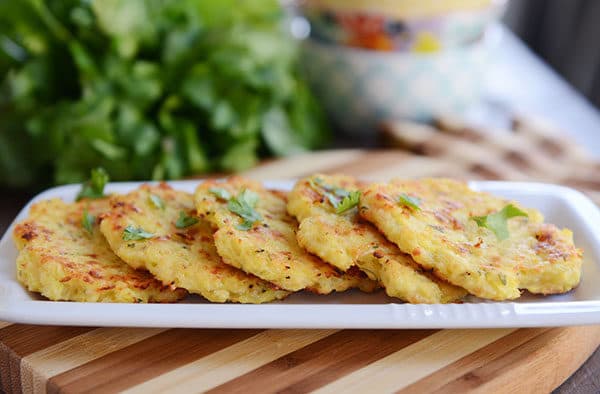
top-left (359, 178), bottom-right (583, 300)
top-left (288, 174), bottom-right (466, 303)
top-left (12, 198), bottom-right (186, 303)
top-left (99, 184), bottom-right (289, 303)
top-left (194, 177), bottom-right (378, 293)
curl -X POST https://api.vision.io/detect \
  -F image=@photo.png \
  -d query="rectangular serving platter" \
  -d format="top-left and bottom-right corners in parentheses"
top-left (1, 180), bottom-right (600, 328)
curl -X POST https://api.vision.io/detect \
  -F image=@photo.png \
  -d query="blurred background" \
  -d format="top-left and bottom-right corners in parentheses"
top-left (505, 0), bottom-right (600, 109)
top-left (1, 0), bottom-right (599, 191)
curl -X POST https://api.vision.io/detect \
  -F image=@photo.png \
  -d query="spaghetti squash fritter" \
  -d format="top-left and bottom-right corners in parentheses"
top-left (12, 198), bottom-right (186, 303)
top-left (99, 184), bottom-right (289, 303)
top-left (194, 177), bottom-right (378, 293)
top-left (288, 174), bottom-right (466, 303)
top-left (359, 178), bottom-right (583, 300)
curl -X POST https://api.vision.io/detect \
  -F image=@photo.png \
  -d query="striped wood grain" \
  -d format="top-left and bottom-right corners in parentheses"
top-left (1, 323), bottom-right (598, 394)
top-left (21, 328), bottom-right (166, 394)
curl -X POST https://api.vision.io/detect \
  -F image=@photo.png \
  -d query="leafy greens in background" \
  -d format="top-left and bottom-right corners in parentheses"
top-left (0, 0), bottom-right (329, 189)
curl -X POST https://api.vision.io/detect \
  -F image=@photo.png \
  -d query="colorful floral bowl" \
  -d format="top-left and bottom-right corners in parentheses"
top-left (301, 32), bottom-right (493, 133)
top-left (297, 0), bottom-right (506, 52)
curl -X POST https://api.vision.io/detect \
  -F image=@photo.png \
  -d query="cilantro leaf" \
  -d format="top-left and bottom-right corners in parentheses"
top-left (235, 220), bottom-right (255, 231)
top-left (175, 211), bottom-right (199, 228)
top-left (76, 168), bottom-right (109, 201)
top-left (122, 225), bottom-right (154, 241)
top-left (149, 194), bottom-right (165, 210)
top-left (82, 208), bottom-right (95, 234)
top-left (472, 204), bottom-right (528, 241)
top-left (398, 194), bottom-right (421, 210)
top-left (227, 189), bottom-right (262, 230)
top-left (0, 2), bottom-right (331, 189)
top-left (308, 177), bottom-right (360, 214)
top-left (209, 187), bottom-right (231, 201)
top-left (309, 177), bottom-right (340, 208)
top-left (336, 190), bottom-right (361, 214)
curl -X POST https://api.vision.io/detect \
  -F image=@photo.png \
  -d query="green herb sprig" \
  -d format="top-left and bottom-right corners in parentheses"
top-left (76, 168), bottom-right (109, 201)
top-left (122, 225), bottom-right (154, 241)
top-left (176, 211), bottom-right (199, 229)
top-left (472, 204), bottom-right (528, 241)
top-left (308, 177), bottom-right (360, 214)
top-left (227, 189), bottom-right (262, 230)
top-left (336, 190), bottom-right (361, 214)
top-left (398, 194), bottom-right (421, 211)
top-left (209, 188), bottom-right (232, 201)
top-left (149, 194), bottom-right (165, 210)
top-left (82, 208), bottom-right (95, 234)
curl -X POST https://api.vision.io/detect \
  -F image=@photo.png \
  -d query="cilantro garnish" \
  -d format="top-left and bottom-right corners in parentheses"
top-left (472, 204), bottom-right (528, 241)
top-left (398, 194), bottom-right (421, 210)
top-left (76, 167), bottom-right (109, 201)
top-left (209, 187), bottom-right (232, 201)
top-left (227, 189), bottom-right (262, 230)
top-left (82, 208), bottom-right (95, 234)
top-left (149, 194), bottom-right (165, 210)
top-left (122, 225), bottom-right (154, 241)
top-left (308, 177), bottom-right (360, 214)
top-left (336, 190), bottom-right (361, 214)
top-left (176, 211), bottom-right (199, 228)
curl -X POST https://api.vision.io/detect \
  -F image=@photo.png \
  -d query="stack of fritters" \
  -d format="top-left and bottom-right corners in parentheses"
top-left (194, 177), bottom-right (378, 294)
top-left (13, 198), bottom-right (186, 303)
top-left (359, 178), bottom-right (582, 300)
top-left (99, 184), bottom-right (289, 303)
top-left (287, 174), bottom-right (466, 303)
top-left (12, 178), bottom-right (377, 303)
top-left (12, 175), bottom-right (582, 304)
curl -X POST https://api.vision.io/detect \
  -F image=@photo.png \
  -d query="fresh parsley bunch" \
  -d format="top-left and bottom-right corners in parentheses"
top-left (0, 0), bottom-right (329, 189)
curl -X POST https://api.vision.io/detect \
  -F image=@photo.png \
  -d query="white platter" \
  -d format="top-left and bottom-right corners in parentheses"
top-left (1, 180), bottom-right (600, 328)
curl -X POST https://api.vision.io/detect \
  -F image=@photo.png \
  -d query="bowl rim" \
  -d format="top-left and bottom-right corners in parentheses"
top-left (293, 0), bottom-right (508, 20)
top-left (300, 23), bottom-right (502, 58)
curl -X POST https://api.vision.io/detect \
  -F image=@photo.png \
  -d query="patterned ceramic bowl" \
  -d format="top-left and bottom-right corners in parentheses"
top-left (297, 0), bottom-right (506, 52)
top-left (301, 32), bottom-right (492, 134)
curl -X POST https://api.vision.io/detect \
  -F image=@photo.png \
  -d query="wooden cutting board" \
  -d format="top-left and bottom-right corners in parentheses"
top-left (1, 149), bottom-right (599, 394)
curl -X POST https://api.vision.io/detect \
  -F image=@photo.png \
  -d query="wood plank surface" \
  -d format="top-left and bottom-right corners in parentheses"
top-left (0, 321), bottom-right (596, 394)
top-left (2, 119), bottom-right (600, 393)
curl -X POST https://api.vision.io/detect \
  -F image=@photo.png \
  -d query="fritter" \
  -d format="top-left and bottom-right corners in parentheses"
top-left (194, 177), bottom-right (378, 293)
top-left (359, 178), bottom-right (583, 300)
top-left (12, 198), bottom-right (186, 303)
top-left (99, 184), bottom-right (289, 303)
top-left (288, 174), bottom-right (466, 303)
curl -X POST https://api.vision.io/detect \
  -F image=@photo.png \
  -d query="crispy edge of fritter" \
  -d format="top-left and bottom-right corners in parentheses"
top-left (297, 215), bottom-right (466, 303)
top-left (511, 223), bottom-right (582, 295)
